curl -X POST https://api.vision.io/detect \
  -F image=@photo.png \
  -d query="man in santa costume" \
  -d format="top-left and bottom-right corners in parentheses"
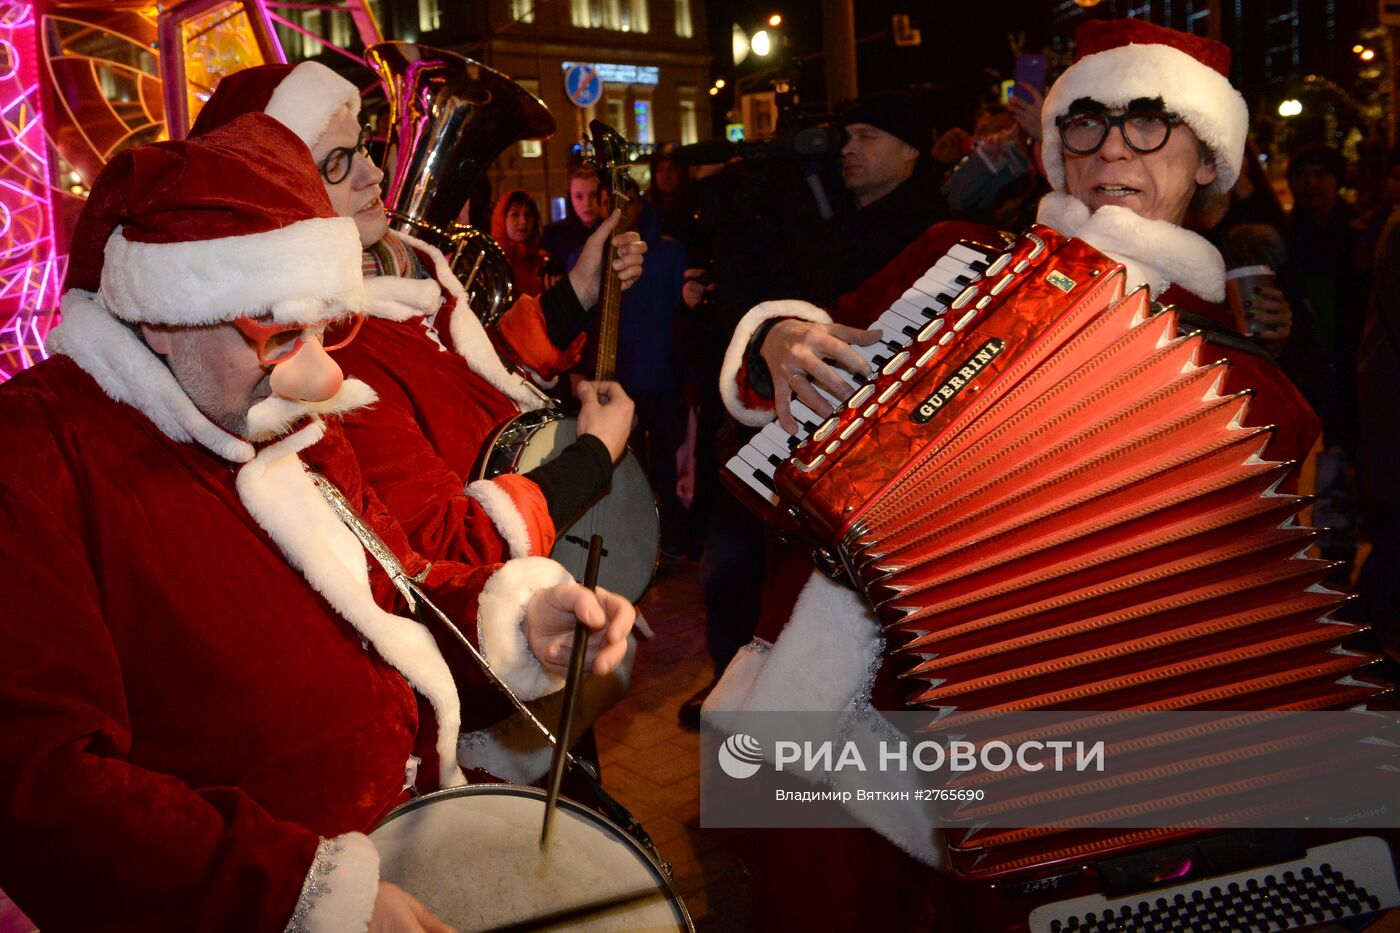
top-left (705, 19), bottom-right (1324, 930)
top-left (0, 114), bottom-right (634, 931)
top-left (191, 63), bottom-right (647, 575)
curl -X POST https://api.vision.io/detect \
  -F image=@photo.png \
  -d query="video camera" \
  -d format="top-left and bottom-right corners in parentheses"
top-left (670, 123), bottom-right (846, 167)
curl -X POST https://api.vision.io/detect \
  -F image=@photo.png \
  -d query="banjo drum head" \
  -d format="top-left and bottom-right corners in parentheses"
top-left (511, 416), bottom-right (659, 602)
top-left (370, 785), bottom-right (691, 931)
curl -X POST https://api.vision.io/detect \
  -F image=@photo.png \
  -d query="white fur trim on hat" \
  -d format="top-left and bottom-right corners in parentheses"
top-left (1040, 42), bottom-right (1248, 194)
top-left (719, 299), bottom-right (834, 427)
top-left (1037, 191), bottom-right (1226, 301)
top-left (265, 60), bottom-right (361, 149)
top-left (289, 833), bottom-right (379, 932)
top-left (476, 556), bottom-right (577, 701)
top-left (100, 215), bottom-right (368, 326)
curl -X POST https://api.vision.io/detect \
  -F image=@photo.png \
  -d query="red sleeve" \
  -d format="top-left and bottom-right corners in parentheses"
top-left (492, 295), bottom-right (586, 380)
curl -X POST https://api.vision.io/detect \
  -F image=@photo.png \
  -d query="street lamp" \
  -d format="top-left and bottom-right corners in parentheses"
top-left (751, 29), bottom-right (772, 57)
top-left (768, 14), bottom-right (782, 27)
top-left (1278, 99), bottom-right (1303, 117)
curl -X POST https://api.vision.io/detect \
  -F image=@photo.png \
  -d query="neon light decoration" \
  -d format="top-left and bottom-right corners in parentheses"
top-left (0, 2), bottom-right (57, 382)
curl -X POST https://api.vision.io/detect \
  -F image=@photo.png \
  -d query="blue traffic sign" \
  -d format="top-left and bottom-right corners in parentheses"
top-left (564, 62), bottom-right (602, 108)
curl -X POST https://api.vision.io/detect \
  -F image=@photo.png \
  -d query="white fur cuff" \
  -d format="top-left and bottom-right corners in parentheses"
top-left (477, 557), bottom-right (576, 701)
top-left (465, 479), bottom-right (534, 558)
top-left (719, 300), bottom-right (833, 427)
top-left (286, 833), bottom-right (379, 933)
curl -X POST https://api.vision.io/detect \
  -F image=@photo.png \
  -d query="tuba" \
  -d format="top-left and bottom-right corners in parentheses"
top-left (365, 42), bottom-right (556, 325)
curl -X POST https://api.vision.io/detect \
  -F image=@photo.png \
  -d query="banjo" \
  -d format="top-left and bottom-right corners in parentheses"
top-left (479, 121), bottom-right (661, 602)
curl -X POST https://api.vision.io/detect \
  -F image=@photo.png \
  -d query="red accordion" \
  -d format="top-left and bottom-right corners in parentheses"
top-left (722, 225), bottom-right (1393, 931)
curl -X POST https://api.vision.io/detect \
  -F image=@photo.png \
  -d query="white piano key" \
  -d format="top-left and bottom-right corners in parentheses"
top-left (750, 431), bottom-right (790, 463)
top-left (893, 294), bottom-right (937, 321)
top-left (948, 242), bottom-right (994, 264)
top-left (735, 444), bottom-right (777, 477)
top-left (760, 420), bottom-right (799, 451)
top-left (790, 397), bottom-right (824, 428)
top-left (877, 304), bottom-right (924, 332)
top-left (933, 254), bottom-right (972, 275)
top-left (725, 454), bottom-right (779, 505)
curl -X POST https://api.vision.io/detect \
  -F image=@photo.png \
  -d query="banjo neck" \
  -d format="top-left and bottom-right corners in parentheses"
top-left (586, 119), bottom-right (639, 385)
top-left (593, 189), bottom-right (638, 383)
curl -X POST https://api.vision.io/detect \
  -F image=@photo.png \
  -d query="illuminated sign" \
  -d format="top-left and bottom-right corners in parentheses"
top-left (561, 61), bottom-right (659, 86)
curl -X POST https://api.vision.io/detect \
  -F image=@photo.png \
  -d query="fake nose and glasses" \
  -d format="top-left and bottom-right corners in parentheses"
top-left (232, 313), bottom-right (365, 402)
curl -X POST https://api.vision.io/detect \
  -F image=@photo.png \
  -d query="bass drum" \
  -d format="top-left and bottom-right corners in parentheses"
top-left (480, 408), bottom-right (659, 602)
top-left (371, 784), bottom-right (693, 932)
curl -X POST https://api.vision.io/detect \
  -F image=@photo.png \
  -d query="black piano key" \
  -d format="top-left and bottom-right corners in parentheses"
top-left (752, 469), bottom-right (775, 491)
top-left (767, 453), bottom-right (782, 467)
top-left (785, 435), bottom-right (800, 451)
top-left (901, 324), bottom-right (918, 339)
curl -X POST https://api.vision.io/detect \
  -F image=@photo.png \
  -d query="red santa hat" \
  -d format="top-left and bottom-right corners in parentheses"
top-left (63, 112), bottom-right (367, 325)
top-left (1040, 19), bottom-right (1248, 195)
top-left (190, 60), bottom-right (360, 147)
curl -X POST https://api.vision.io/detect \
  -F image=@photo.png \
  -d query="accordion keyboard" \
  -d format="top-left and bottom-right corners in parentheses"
top-left (725, 241), bottom-right (1004, 506)
top-left (1027, 837), bottom-right (1400, 933)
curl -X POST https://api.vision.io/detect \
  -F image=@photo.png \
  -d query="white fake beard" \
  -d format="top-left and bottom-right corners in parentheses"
top-left (244, 378), bottom-right (379, 442)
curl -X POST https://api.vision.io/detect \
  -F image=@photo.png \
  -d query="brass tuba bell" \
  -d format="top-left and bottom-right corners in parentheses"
top-left (365, 42), bottom-right (556, 325)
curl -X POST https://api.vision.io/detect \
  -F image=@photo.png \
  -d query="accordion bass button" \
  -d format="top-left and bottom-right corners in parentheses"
top-left (917, 318), bottom-right (945, 342)
top-left (881, 351), bottom-right (909, 376)
top-left (984, 252), bottom-right (1013, 276)
top-left (811, 417), bottom-right (840, 443)
top-left (950, 284), bottom-right (978, 309)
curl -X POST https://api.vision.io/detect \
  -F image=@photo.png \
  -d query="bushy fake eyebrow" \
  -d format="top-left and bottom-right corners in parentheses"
top-left (1067, 96), bottom-right (1167, 114)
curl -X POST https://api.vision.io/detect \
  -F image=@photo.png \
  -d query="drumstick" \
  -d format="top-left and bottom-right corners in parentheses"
top-left (540, 534), bottom-right (604, 848)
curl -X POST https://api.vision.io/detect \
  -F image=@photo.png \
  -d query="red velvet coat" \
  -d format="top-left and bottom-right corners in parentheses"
top-left (342, 233), bottom-right (569, 565)
top-left (0, 300), bottom-right (575, 930)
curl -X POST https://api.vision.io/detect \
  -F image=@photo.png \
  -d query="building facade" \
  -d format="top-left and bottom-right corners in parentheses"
top-left (369, 0), bottom-right (713, 219)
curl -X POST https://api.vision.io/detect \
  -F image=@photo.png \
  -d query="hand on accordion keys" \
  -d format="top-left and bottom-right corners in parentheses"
top-left (761, 319), bottom-right (884, 433)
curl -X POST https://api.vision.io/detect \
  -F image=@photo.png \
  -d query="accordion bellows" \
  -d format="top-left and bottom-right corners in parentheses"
top-left (725, 225), bottom-right (1387, 886)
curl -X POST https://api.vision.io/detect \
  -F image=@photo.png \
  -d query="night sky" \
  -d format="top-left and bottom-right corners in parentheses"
top-left (709, 0), bottom-right (1056, 134)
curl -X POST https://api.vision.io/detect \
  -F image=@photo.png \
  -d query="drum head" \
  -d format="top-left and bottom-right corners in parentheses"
top-left (370, 785), bottom-right (690, 931)
top-left (514, 418), bottom-right (659, 602)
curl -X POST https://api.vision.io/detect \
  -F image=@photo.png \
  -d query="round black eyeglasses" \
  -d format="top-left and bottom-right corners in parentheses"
top-left (318, 125), bottom-right (372, 185)
top-left (1055, 111), bottom-right (1184, 156)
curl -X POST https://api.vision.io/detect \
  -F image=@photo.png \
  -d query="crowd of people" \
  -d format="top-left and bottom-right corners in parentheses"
top-left (0, 13), bottom-right (1397, 932)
